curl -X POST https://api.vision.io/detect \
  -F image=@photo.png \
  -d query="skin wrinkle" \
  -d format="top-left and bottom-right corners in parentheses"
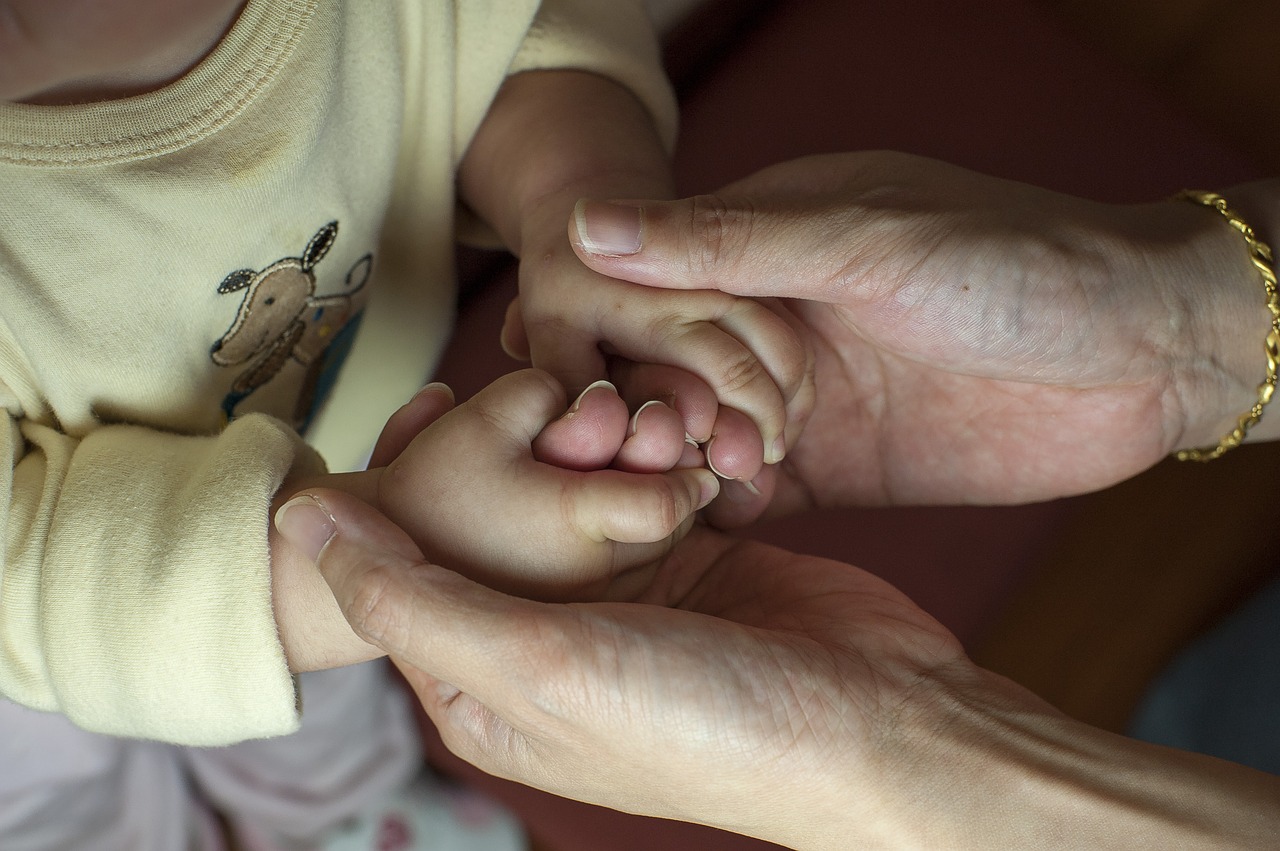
top-left (506, 610), bottom-right (588, 721)
top-left (1124, 202), bottom-right (1264, 452)
top-left (562, 474), bottom-right (606, 547)
top-left (951, 697), bottom-right (1218, 846)
top-left (866, 348), bottom-right (908, 506)
top-left (1142, 243), bottom-right (1202, 450)
top-left (826, 211), bottom-right (926, 317)
top-left (1161, 255), bottom-right (1258, 452)
top-left (687, 193), bottom-right (745, 281)
top-left (1029, 235), bottom-right (1128, 380)
top-left (727, 313), bottom-right (803, 412)
top-left (338, 560), bottom-right (401, 648)
top-left (876, 205), bottom-right (1089, 384)
top-left (701, 337), bottom-right (768, 400)
top-left (941, 235), bottom-right (1049, 376)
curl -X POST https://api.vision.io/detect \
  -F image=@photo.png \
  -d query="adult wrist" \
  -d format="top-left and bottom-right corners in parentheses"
top-left (1198, 179), bottom-right (1280, 448)
top-left (1146, 183), bottom-right (1280, 453)
top-left (878, 661), bottom-right (1280, 849)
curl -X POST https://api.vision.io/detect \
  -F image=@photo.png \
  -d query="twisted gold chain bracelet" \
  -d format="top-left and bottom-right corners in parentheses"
top-left (1175, 189), bottom-right (1280, 462)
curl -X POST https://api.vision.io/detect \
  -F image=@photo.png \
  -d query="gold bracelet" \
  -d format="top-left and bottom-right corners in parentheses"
top-left (1175, 189), bottom-right (1280, 461)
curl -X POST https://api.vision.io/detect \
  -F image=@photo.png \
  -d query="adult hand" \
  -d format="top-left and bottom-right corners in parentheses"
top-left (569, 153), bottom-right (1277, 522)
top-left (277, 489), bottom-right (1280, 850)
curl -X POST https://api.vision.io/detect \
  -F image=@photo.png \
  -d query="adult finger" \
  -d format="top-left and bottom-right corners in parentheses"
top-left (699, 464), bottom-right (777, 529)
top-left (275, 488), bottom-right (542, 712)
top-left (532, 380), bottom-right (630, 471)
top-left (274, 489), bottom-right (614, 790)
top-left (608, 359), bottom-right (719, 443)
top-left (613, 400), bottom-right (689, 473)
top-left (525, 284), bottom-right (802, 461)
top-left (703, 404), bottom-right (765, 487)
top-left (608, 361), bottom-right (768, 480)
top-left (568, 154), bottom-right (886, 302)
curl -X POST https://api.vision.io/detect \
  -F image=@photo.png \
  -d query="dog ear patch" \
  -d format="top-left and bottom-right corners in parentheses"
top-left (301, 221), bottom-right (339, 271)
top-left (217, 269), bottom-right (256, 293)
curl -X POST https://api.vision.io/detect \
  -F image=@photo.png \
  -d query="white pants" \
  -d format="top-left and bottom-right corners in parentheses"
top-left (0, 660), bottom-right (421, 851)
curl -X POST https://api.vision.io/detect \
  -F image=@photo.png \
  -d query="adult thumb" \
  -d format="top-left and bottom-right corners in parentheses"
top-left (568, 189), bottom-right (852, 303)
top-left (274, 488), bottom-right (534, 709)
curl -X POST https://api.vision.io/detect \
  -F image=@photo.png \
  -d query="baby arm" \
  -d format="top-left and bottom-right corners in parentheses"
top-left (458, 70), bottom-right (813, 484)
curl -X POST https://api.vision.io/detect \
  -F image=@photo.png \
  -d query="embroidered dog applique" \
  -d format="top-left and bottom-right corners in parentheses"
top-left (211, 221), bottom-right (371, 427)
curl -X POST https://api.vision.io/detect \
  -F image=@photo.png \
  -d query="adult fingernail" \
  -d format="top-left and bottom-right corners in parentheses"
top-left (568, 379), bottom-right (617, 415)
top-left (704, 435), bottom-right (729, 480)
top-left (628, 400), bottom-right (664, 437)
top-left (677, 441), bottom-right (704, 469)
top-left (274, 495), bottom-right (336, 562)
top-left (721, 479), bottom-right (761, 505)
top-left (574, 199), bottom-right (642, 256)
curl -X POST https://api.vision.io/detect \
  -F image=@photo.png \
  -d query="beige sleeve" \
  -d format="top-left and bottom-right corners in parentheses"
top-left (0, 405), bottom-right (325, 746)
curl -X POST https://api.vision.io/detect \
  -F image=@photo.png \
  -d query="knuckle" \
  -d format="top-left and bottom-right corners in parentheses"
top-left (713, 347), bottom-right (770, 399)
top-left (686, 194), bottom-right (755, 276)
top-left (505, 366), bottom-right (564, 409)
top-left (641, 479), bottom-right (687, 538)
top-left (342, 563), bottom-right (402, 645)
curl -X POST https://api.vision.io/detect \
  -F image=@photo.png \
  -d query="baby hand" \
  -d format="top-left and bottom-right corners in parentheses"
top-left (375, 370), bottom-right (718, 600)
top-left (503, 216), bottom-right (814, 487)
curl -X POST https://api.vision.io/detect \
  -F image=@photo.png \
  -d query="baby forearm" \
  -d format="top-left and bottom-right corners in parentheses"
top-left (458, 69), bottom-right (675, 255)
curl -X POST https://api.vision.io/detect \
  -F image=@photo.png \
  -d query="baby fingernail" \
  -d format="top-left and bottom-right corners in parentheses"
top-left (767, 434), bottom-right (787, 465)
top-left (574, 199), bottom-right (642, 256)
top-left (274, 495), bottom-right (336, 562)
